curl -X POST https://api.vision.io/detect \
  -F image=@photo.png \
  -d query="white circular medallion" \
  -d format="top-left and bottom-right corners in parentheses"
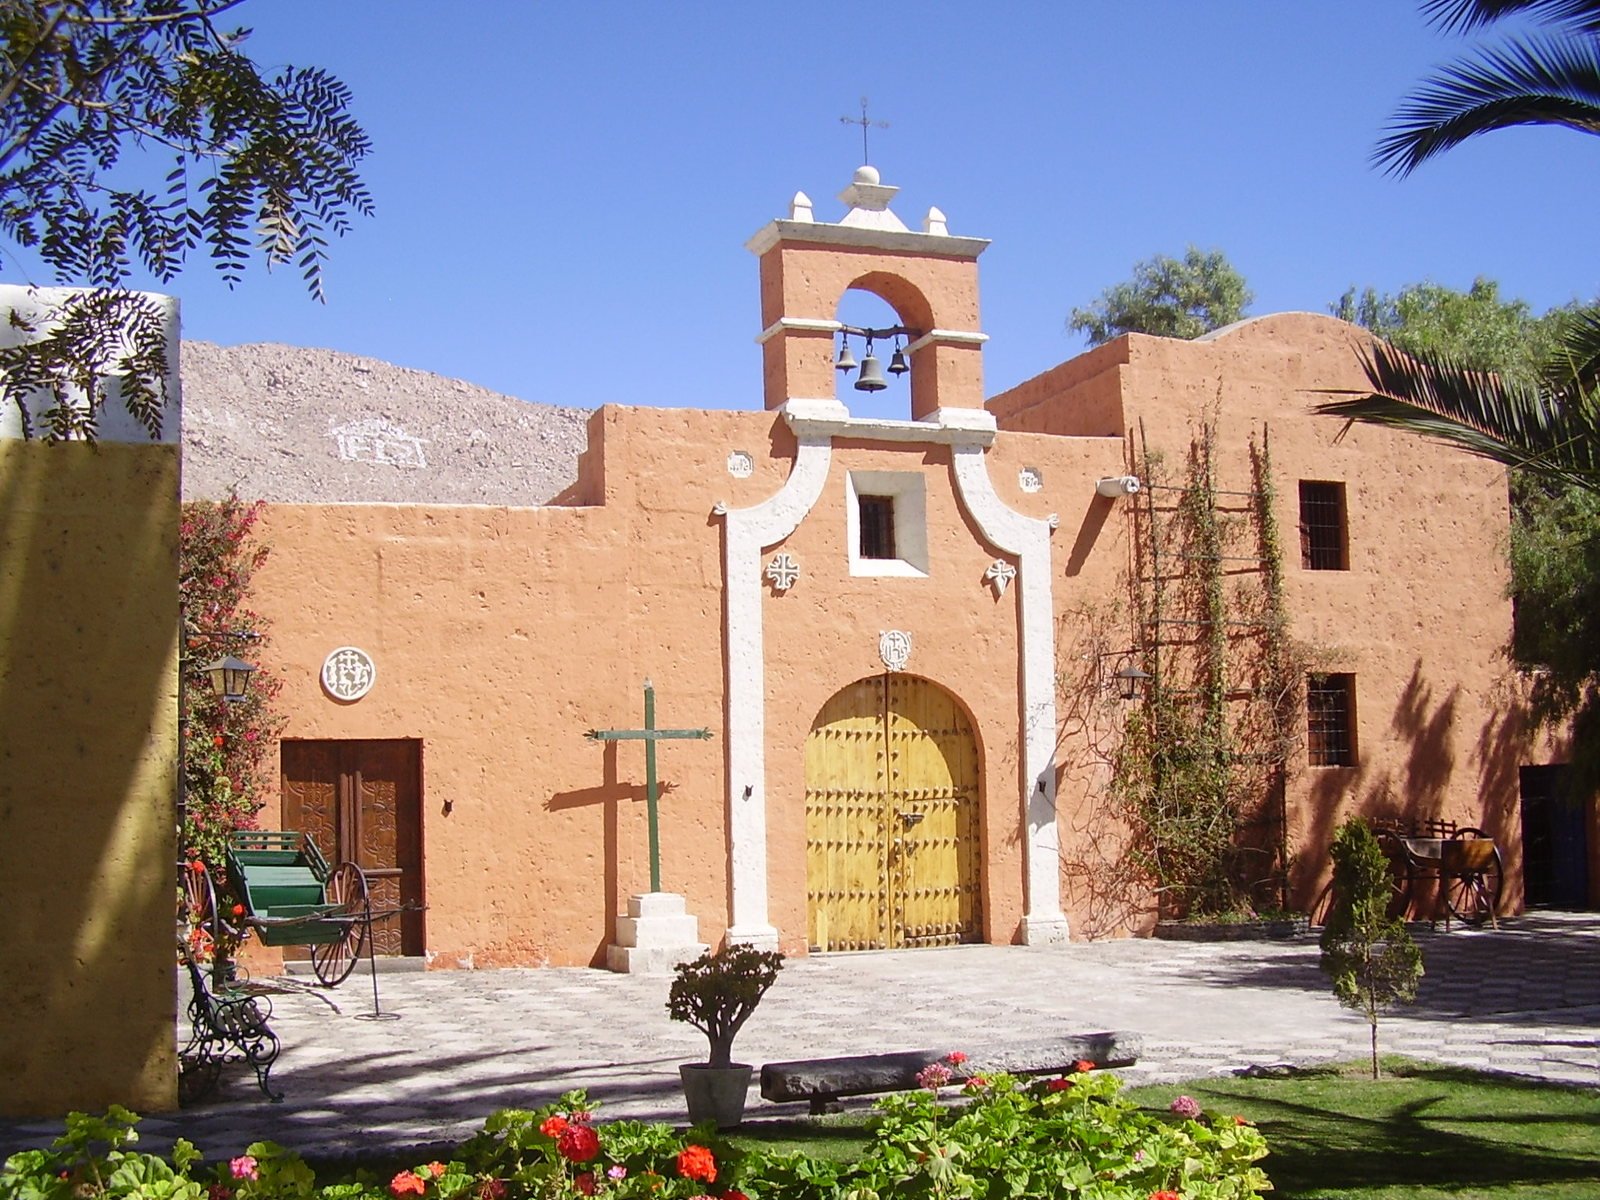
top-left (321, 646), bottom-right (377, 702)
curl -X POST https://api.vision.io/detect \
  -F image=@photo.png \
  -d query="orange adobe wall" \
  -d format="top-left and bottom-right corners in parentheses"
top-left (249, 399), bottom-right (1133, 966)
top-left (993, 312), bottom-right (1540, 918)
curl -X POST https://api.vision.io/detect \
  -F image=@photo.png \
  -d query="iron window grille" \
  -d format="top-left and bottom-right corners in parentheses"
top-left (1307, 673), bottom-right (1356, 767)
top-left (859, 494), bottom-right (897, 560)
top-left (1299, 480), bottom-right (1347, 570)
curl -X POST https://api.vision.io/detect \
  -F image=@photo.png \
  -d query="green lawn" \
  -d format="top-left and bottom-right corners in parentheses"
top-left (730, 1059), bottom-right (1600, 1199)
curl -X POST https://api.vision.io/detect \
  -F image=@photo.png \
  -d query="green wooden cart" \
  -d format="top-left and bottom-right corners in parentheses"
top-left (182, 830), bottom-right (371, 986)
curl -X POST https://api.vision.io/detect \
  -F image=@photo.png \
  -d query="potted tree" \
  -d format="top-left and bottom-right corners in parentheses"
top-left (667, 943), bottom-right (783, 1128)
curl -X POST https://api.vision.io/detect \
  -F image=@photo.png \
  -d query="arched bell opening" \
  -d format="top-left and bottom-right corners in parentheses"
top-left (831, 272), bottom-right (934, 421)
top-left (803, 673), bottom-right (984, 951)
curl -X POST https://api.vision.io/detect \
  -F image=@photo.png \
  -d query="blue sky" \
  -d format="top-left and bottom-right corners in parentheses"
top-left (80, 3), bottom-right (1600, 414)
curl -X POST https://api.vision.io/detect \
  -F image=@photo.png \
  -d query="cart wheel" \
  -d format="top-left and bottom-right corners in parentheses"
top-left (1445, 828), bottom-right (1503, 926)
top-left (180, 864), bottom-right (219, 955)
top-left (310, 862), bottom-right (370, 987)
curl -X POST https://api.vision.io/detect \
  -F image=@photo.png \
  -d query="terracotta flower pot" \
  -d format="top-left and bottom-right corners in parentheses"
top-left (679, 1062), bottom-right (752, 1128)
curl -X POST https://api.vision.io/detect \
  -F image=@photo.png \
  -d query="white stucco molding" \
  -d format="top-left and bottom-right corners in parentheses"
top-left (904, 329), bottom-right (990, 354)
top-left (950, 443), bottom-right (1068, 946)
top-left (746, 219), bottom-right (990, 260)
top-left (714, 423), bottom-right (835, 949)
top-left (754, 316), bottom-right (842, 346)
top-left (784, 398), bottom-right (997, 447)
top-left (0, 286), bottom-right (181, 442)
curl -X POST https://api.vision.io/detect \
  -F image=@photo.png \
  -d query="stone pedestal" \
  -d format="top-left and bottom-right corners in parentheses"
top-left (605, 892), bottom-right (707, 975)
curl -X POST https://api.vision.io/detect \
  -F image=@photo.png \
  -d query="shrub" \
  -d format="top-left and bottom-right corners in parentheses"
top-left (1319, 817), bottom-right (1423, 1078)
top-left (666, 945), bottom-right (783, 1069)
top-left (2, 1085), bottom-right (1272, 1200)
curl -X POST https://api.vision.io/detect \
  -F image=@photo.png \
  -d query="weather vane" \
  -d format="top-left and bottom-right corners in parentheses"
top-left (840, 96), bottom-right (889, 165)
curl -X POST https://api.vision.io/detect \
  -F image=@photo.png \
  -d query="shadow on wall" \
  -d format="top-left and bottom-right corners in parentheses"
top-left (1296, 660), bottom-right (1518, 916)
top-left (0, 440), bottom-right (178, 1116)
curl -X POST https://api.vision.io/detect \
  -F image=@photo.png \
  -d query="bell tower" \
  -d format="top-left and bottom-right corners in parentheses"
top-left (745, 167), bottom-right (990, 421)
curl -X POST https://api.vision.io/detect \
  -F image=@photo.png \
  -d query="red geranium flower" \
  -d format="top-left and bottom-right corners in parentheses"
top-left (479, 1182), bottom-right (506, 1200)
top-left (214, 735), bottom-right (226, 747)
top-left (721, 1191), bottom-right (749, 1200)
top-left (1149, 1192), bottom-right (1181, 1200)
top-left (677, 1146), bottom-right (717, 1184)
top-left (390, 1173), bottom-right (427, 1197)
top-left (425, 1164), bottom-right (447, 1180)
top-left (557, 1124), bottom-right (600, 1164)
top-left (540, 1115), bottom-right (569, 1138)
top-left (574, 1174), bottom-right (596, 1196)
top-left (1047, 1077), bottom-right (1074, 1092)
top-left (945, 1051), bottom-right (968, 1065)
top-left (1074, 1059), bottom-right (1096, 1073)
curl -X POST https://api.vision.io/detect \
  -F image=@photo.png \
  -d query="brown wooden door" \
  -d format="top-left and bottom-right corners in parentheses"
top-left (281, 739), bottom-right (424, 957)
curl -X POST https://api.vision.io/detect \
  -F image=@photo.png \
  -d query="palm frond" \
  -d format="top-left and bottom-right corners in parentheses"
top-left (1422, 0), bottom-right (1600, 36)
top-left (1542, 304), bottom-right (1600, 395)
top-left (1375, 35), bottom-right (1600, 174)
top-left (1315, 340), bottom-right (1600, 493)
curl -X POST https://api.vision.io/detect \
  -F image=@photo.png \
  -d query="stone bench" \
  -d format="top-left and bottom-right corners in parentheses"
top-left (760, 1031), bottom-right (1142, 1113)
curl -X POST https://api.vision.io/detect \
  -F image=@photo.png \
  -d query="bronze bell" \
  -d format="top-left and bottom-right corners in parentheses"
top-left (888, 345), bottom-right (909, 375)
top-left (854, 350), bottom-right (888, 392)
top-left (834, 339), bottom-right (858, 372)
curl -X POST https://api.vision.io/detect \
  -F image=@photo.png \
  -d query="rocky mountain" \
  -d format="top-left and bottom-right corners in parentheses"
top-left (180, 341), bottom-right (589, 505)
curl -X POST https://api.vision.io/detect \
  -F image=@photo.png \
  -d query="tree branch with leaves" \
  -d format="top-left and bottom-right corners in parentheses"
top-left (0, 0), bottom-right (372, 439)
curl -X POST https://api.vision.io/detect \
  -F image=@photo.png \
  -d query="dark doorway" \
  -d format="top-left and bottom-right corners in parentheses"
top-left (1519, 764), bottom-right (1589, 909)
top-left (281, 739), bottom-right (425, 956)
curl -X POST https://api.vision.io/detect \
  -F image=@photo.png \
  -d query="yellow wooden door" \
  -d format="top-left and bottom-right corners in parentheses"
top-left (805, 675), bottom-right (981, 950)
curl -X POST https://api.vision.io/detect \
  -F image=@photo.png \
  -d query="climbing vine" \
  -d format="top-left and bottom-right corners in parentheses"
top-left (1112, 421), bottom-right (1304, 917)
top-left (179, 496), bottom-right (284, 879)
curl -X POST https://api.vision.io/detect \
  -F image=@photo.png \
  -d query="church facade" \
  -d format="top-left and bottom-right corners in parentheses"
top-left (240, 169), bottom-right (1572, 971)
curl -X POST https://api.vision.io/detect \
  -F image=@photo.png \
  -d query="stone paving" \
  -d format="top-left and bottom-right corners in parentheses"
top-left (4, 912), bottom-right (1597, 1162)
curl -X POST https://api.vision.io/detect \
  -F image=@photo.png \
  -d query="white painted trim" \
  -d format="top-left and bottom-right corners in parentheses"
top-left (950, 443), bottom-right (1066, 941)
top-left (716, 432), bottom-right (834, 947)
top-left (905, 329), bottom-right (990, 354)
top-left (782, 400), bottom-right (996, 447)
top-left (754, 316), bottom-right (842, 346)
top-left (0, 286), bottom-right (181, 443)
top-left (746, 219), bottom-right (990, 260)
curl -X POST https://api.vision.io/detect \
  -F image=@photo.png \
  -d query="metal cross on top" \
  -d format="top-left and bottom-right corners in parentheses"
top-left (586, 679), bottom-right (711, 894)
top-left (840, 95), bottom-right (889, 165)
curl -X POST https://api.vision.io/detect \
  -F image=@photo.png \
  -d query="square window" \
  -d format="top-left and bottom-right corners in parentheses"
top-left (1307, 673), bottom-right (1356, 767)
top-left (1299, 481), bottom-right (1347, 570)
top-left (846, 471), bottom-right (928, 577)
top-left (858, 495), bottom-right (897, 560)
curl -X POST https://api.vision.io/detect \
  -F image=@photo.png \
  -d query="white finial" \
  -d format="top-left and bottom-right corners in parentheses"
top-left (853, 164), bottom-right (881, 186)
top-left (923, 206), bottom-right (948, 236)
top-left (789, 191), bottom-right (814, 222)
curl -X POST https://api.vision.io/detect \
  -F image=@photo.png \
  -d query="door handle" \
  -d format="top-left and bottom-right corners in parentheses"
top-left (897, 811), bottom-right (924, 827)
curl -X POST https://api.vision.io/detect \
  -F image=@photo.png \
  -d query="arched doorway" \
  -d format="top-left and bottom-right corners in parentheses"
top-left (804, 674), bottom-right (982, 950)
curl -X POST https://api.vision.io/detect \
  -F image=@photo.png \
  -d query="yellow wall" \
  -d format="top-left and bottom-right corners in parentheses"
top-left (0, 440), bottom-right (179, 1117)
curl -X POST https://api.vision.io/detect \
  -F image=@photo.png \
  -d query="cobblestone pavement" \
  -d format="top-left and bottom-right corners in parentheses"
top-left (4, 912), bottom-right (1597, 1162)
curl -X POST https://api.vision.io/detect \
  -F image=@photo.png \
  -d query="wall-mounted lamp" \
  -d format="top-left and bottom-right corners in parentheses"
top-left (1113, 663), bottom-right (1153, 702)
top-left (1095, 475), bottom-right (1142, 498)
top-left (202, 655), bottom-right (257, 702)
top-left (835, 323), bottom-right (917, 393)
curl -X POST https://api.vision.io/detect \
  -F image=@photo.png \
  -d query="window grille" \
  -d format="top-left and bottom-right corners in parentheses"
top-left (1299, 481), bottom-right (1346, 570)
top-left (859, 495), bottom-right (896, 560)
top-left (1307, 673), bottom-right (1356, 766)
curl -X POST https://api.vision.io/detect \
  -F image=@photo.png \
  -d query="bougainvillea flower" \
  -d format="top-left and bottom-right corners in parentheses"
top-left (676, 1146), bottom-right (717, 1184)
top-left (390, 1172), bottom-right (427, 1197)
top-left (557, 1124), bottom-right (601, 1164)
top-left (1169, 1094), bottom-right (1202, 1119)
top-left (540, 1115), bottom-right (569, 1138)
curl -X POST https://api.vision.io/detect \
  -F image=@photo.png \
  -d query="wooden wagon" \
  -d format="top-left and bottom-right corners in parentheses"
top-left (180, 830), bottom-right (372, 987)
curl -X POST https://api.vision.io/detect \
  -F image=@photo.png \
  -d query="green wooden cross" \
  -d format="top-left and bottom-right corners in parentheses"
top-left (586, 679), bottom-right (711, 894)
